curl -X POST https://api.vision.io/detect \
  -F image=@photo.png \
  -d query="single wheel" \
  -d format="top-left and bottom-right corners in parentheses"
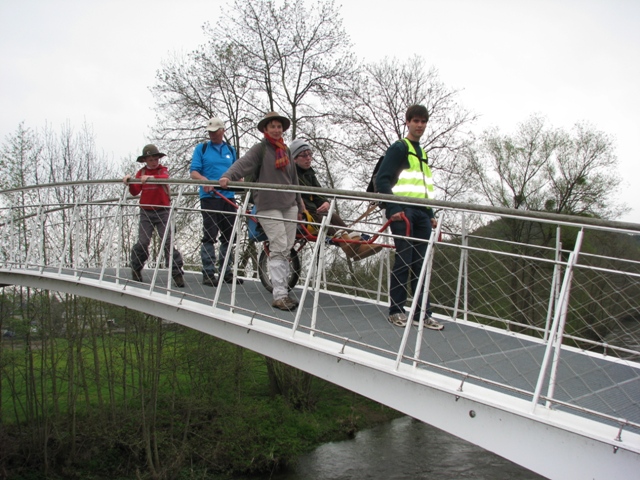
top-left (258, 245), bottom-right (301, 293)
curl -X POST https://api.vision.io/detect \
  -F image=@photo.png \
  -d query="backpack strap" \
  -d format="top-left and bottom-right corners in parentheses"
top-left (202, 141), bottom-right (237, 160)
top-left (402, 138), bottom-right (428, 165)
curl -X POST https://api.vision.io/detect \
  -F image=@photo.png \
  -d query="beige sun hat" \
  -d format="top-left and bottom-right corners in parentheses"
top-left (257, 111), bottom-right (291, 133)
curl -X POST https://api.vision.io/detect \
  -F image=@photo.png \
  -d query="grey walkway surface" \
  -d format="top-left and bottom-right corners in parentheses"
top-left (32, 267), bottom-right (640, 431)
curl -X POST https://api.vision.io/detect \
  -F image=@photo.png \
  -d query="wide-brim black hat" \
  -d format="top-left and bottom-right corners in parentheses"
top-left (137, 144), bottom-right (166, 162)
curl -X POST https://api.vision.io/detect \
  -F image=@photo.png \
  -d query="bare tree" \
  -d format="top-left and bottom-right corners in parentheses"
top-left (469, 114), bottom-right (626, 219)
top-left (548, 122), bottom-right (623, 219)
top-left (151, 0), bottom-right (356, 176)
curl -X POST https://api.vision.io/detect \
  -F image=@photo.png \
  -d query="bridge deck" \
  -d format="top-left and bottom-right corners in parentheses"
top-left (68, 267), bottom-right (640, 431)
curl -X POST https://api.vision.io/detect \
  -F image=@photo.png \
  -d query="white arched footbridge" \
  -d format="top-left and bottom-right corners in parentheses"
top-left (1, 180), bottom-right (639, 479)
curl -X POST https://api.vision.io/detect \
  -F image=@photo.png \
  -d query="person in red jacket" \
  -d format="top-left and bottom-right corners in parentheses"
top-left (123, 144), bottom-right (185, 287)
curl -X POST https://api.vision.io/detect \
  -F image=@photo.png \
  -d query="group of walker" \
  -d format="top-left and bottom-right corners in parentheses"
top-left (124, 106), bottom-right (443, 330)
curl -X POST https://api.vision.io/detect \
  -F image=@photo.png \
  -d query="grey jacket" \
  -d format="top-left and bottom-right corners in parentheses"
top-left (222, 140), bottom-right (304, 213)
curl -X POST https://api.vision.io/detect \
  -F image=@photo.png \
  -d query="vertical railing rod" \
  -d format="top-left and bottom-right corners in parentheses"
top-left (452, 213), bottom-right (467, 322)
top-left (545, 229), bottom-right (584, 408)
top-left (149, 181), bottom-right (179, 294)
top-left (37, 205), bottom-right (46, 272)
top-left (58, 202), bottom-right (79, 275)
top-left (543, 226), bottom-right (563, 341)
top-left (162, 185), bottom-right (184, 296)
top-left (115, 197), bottom-right (125, 285)
top-left (462, 217), bottom-right (469, 322)
top-left (6, 206), bottom-right (17, 268)
top-left (393, 215), bottom-right (442, 370)
top-left (376, 246), bottom-right (386, 303)
top-left (413, 214), bottom-right (445, 368)
top-left (531, 228), bottom-right (584, 412)
top-left (100, 188), bottom-right (130, 283)
top-left (219, 189), bottom-right (252, 310)
top-left (24, 204), bottom-right (43, 270)
top-left (292, 204), bottom-right (332, 337)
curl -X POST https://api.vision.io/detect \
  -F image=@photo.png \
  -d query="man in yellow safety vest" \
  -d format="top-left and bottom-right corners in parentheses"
top-left (375, 104), bottom-right (444, 331)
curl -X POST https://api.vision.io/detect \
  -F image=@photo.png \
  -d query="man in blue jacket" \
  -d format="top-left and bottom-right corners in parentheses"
top-left (190, 117), bottom-right (242, 286)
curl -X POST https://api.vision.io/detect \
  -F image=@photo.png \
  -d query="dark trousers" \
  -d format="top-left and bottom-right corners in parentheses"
top-left (389, 207), bottom-right (433, 318)
top-left (131, 208), bottom-right (183, 274)
top-left (200, 196), bottom-right (237, 279)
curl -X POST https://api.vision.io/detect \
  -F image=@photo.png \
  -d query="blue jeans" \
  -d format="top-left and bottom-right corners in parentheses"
top-left (200, 196), bottom-right (237, 279)
top-left (389, 207), bottom-right (433, 319)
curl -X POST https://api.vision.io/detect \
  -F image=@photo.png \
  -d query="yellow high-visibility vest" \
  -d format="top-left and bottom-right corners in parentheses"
top-left (391, 138), bottom-right (434, 199)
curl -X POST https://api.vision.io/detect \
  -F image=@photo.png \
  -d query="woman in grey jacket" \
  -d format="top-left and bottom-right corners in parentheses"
top-left (219, 112), bottom-right (305, 311)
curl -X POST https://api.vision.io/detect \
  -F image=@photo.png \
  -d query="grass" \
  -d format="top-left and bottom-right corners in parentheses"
top-left (0, 321), bottom-right (402, 479)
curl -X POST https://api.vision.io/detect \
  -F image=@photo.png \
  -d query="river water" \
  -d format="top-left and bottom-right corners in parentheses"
top-left (267, 416), bottom-right (545, 480)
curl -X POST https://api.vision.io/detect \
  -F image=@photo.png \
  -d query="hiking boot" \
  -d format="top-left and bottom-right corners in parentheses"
top-left (203, 275), bottom-right (217, 287)
top-left (388, 312), bottom-right (407, 327)
top-left (131, 269), bottom-right (143, 282)
top-left (337, 231), bottom-right (361, 258)
top-left (172, 274), bottom-right (185, 288)
top-left (352, 242), bottom-right (384, 260)
top-left (413, 315), bottom-right (444, 331)
top-left (272, 297), bottom-right (298, 311)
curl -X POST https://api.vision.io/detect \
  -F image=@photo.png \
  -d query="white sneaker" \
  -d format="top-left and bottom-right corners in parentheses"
top-left (413, 315), bottom-right (444, 331)
top-left (388, 313), bottom-right (408, 327)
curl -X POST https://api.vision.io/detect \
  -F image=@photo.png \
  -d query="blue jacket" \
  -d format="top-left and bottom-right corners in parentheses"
top-left (190, 141), bottom-right (237, 199)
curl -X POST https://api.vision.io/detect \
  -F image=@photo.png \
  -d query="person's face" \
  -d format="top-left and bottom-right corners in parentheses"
top-left (208, 128), bottom-right (225, 144)
top-left (406, 116), bottom-right (428, 141)
top-left (294, 150), bottom-right (313, 170)
top-left (144, 155), bottom-right (161, 168)
top-left (264, 120), bottom-right (283, 140)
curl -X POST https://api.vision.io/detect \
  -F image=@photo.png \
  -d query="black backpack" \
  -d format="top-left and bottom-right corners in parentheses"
top-left (366, 155), bottom-right (385, 193)
top-left (367, 140), bottom-right (406, 193)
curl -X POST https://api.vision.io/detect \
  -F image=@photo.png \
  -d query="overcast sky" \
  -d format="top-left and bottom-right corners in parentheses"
top-left (1, 0), bottom-right (639, 222)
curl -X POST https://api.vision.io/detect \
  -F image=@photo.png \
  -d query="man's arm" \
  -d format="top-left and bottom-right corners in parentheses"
top-left (375, 141), bottom-right (407, 219)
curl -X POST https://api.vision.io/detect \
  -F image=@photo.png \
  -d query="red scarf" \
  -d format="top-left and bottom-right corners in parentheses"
top-left (264, 133), bottom-right (289, 170)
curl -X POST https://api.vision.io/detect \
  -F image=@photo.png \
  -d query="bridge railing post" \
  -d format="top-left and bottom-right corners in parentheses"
top-left (58, 201), bottom-right (77, 275)
top-left (292, 200), bottom-right (333, 337)
top-left (23, 203), bottom-right (43, 271)
top-left (217, 189), bottom-right (253, 310)
top-left (394, 214), bottom-right (444, 370)
top-left (452, 212), bottom-right (469, 323)
top-left (531, 228), bottom-right (584, 411)
top-left (100, 187), bottom-right (129, 284)
top-left (543, 226), bottom-right (563, 341)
